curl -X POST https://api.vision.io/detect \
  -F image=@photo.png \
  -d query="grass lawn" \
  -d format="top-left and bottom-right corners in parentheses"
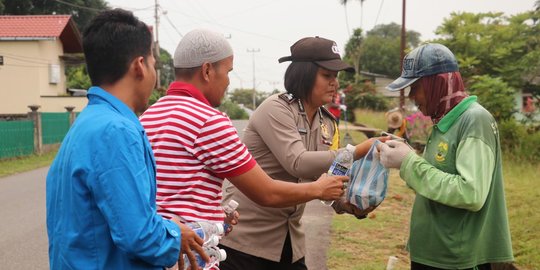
top-left (328, 109), bottom-right (540, 269)
top-left (0, 148), bottom-right (58, 178)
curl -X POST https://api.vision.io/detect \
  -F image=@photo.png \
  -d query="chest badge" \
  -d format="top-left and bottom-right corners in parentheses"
top-left (321, 123), bottom-right (330, 140)
top-left (435, 142), bottom-right (448, 162)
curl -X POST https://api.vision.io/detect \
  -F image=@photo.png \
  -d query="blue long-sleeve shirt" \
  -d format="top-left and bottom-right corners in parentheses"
top-left (46, 87), bottom-right (181, 269)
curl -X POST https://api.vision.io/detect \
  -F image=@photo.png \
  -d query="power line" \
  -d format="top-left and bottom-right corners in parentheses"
top-left (4, 63), bottom-right (49, 68)
top-left (0, 51), bottom-right (50, 63)
top-left (163, 12), bottom-right (183, 37)
top-left (374, 0), bottom-right (385, 26)
top-left (343, 4), bottom-right (351, 36)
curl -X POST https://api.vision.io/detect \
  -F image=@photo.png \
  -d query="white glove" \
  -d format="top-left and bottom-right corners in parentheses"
top-left (339, 104), bottom-right (347, 111)
top-left (379, 140), bottom-right (414, 169)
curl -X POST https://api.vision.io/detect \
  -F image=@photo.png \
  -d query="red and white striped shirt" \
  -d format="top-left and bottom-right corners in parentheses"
top-left (140, 82), bottom-right (256, 223)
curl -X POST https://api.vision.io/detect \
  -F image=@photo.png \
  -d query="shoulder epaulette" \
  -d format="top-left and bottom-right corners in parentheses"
top-left (320, 106), bottom-right (337, 123)
top-left (278, 93), bottom-right (296, 104)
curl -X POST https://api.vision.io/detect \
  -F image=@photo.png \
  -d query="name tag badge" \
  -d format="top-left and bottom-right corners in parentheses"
top-left (298, 128), bottom-right (307, 135)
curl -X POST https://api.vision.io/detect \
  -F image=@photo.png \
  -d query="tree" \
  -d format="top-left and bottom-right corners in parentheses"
top-left (468, 75), bottom-right (516, 121)
top-left (66, 64), bottom-right (91, 90)
top-left (0, 0), bottom-right (109, 31)
top-left (343, 28), bottom-right (364, 78)
top-left (343, 24), bottom-right (421, 78)
top-left (159, 48), bottom-right (174, 88)
top-left (434, 11), bottom-right (540, 91)
top-left (218, 99), bottom-right (249, 120)
top-left (228, 88), bottom-right (267, 110)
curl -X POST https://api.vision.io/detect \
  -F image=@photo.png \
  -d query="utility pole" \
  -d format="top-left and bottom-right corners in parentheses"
top-left (360, 0), bottom-right (365, 29)
top-left (247, 48), bottom-right (260, 109)
top-left (154, 0), bottom-right (161, 89)
top-left (399, 0), bottom-right (406, 110)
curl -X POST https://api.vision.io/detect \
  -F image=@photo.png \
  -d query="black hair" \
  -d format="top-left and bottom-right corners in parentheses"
top-left (82, 9), bottom-right (152, 86)
top-left (283, 62), bottom-right (318, 101)
top-left (174, 67), bottom-right (199, 80)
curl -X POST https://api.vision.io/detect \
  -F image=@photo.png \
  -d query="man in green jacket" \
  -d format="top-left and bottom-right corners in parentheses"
top-left (378, 43), bottom-right (513, 269)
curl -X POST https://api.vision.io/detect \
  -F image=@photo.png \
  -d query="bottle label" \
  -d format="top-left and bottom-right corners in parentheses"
top-left (329, 162), bottom-right (348, 176)
top-left (189, 224), bottom-right (205, 240)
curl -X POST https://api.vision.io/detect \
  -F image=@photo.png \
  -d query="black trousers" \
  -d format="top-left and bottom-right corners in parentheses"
top-left (411, 261), bottom-right (492, 270)
top-left (219, 232), bottom-right (307, 270)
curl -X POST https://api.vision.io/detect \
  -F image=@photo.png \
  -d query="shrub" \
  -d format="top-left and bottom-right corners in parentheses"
top-left (405, 111), bottom-right (433, 144)
top-left (218, 100), bottom-right (249, 120)
top-left (468, 75), bottom-right (516, 121)
top-left (499, 118), bottom-right (540, 163)
top-left (344, 81), bottom-right (390, 122)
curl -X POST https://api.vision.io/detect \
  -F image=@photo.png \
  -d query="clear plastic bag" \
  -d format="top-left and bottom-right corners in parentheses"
top-left (346, 140), bottom-right (389, 210)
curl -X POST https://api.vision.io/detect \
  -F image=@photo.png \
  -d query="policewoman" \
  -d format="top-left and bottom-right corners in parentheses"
top-left (219, 37), bottom-right (377, 270)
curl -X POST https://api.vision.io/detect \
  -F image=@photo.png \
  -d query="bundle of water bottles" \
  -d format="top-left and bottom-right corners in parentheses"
top-left (182, 200), bottom-right (238, 270)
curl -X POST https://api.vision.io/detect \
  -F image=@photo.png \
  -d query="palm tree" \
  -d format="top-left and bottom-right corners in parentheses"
top-left (340, 0), bottom-right (367, 28)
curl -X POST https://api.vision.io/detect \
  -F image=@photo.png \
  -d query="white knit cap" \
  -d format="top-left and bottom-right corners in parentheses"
top-left (173, 28), bottom-right (233, 68)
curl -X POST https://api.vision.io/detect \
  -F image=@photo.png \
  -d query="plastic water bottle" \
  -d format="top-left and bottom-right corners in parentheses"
top-left (183, 242), bottom-right (227, 270)
top-left (186, 221), bottom-right (225, 245)
top-left (222, 200), bottom-right (239, 232)
top-left (321, 144), bottom-right (355, 206)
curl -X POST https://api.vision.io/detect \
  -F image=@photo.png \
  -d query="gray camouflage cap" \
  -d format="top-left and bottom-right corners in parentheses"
top-left (386, 43), bottom-right (459, 91)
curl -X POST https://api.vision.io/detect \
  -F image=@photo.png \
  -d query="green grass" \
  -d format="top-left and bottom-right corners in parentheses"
top-left (329, 109), bottom-right (540, 270)
top-left (0, 149), bottom-right (58, 178)
top-left (353, 108), bottom-right (388, 130)
top-left (328, 170), bottom-right (414, 270)
top-left (503, 156), bottom-right (540, 269)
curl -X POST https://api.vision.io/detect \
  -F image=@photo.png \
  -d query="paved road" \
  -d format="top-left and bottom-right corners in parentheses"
top-left (0, 166), bottom-right (49, 269)
top-left (0, 120), bottom-right (332, 270)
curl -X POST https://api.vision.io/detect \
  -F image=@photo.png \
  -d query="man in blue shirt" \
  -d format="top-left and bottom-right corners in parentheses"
top-left (46, 9), bottom-right (207, 269)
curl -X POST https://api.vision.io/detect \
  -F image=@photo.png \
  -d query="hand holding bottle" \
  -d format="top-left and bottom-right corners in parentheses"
top-left (182, 236), bottom-right (226, 270)
top-left (321, 144), bottom-right (355, 205)
top-left (314, 173), bottom-right (348, 201)
top-left (223, 200), bottom-right (239, 235)
top-left (170, 219), bottom-right (209, 270)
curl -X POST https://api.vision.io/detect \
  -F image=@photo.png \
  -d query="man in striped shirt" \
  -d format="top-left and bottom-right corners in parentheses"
top-left (140, 29), bottom-right (347, 242)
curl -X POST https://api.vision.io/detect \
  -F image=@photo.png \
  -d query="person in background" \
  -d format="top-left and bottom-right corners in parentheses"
top-left (327, 88), bottom-right (343, 125)
top-left (46, 9), bottom-right (206, 270)
top-left (139, 29), bottom-right (348, 269)
top-left (378, 43), bottom-right (513, 269)
top-left (385, 108), bottom-right (409, 142)
top-left (219, 36), bottom-right (379, 270)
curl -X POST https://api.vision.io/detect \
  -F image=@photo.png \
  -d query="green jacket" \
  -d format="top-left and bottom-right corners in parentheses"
top-left (400, 96), bottom-right (513, 268)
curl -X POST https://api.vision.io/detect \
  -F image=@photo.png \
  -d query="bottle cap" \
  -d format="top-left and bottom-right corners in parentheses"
top-left (217, 248), bottom-right (227, 261)
top-left (227, 200), bottom-right (239, 210)
top-left (345, 144), bottom-right (356, 153)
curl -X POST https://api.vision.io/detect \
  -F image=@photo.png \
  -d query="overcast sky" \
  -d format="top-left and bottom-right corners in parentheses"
top-left (106, 0), bottom-right (537, 93)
